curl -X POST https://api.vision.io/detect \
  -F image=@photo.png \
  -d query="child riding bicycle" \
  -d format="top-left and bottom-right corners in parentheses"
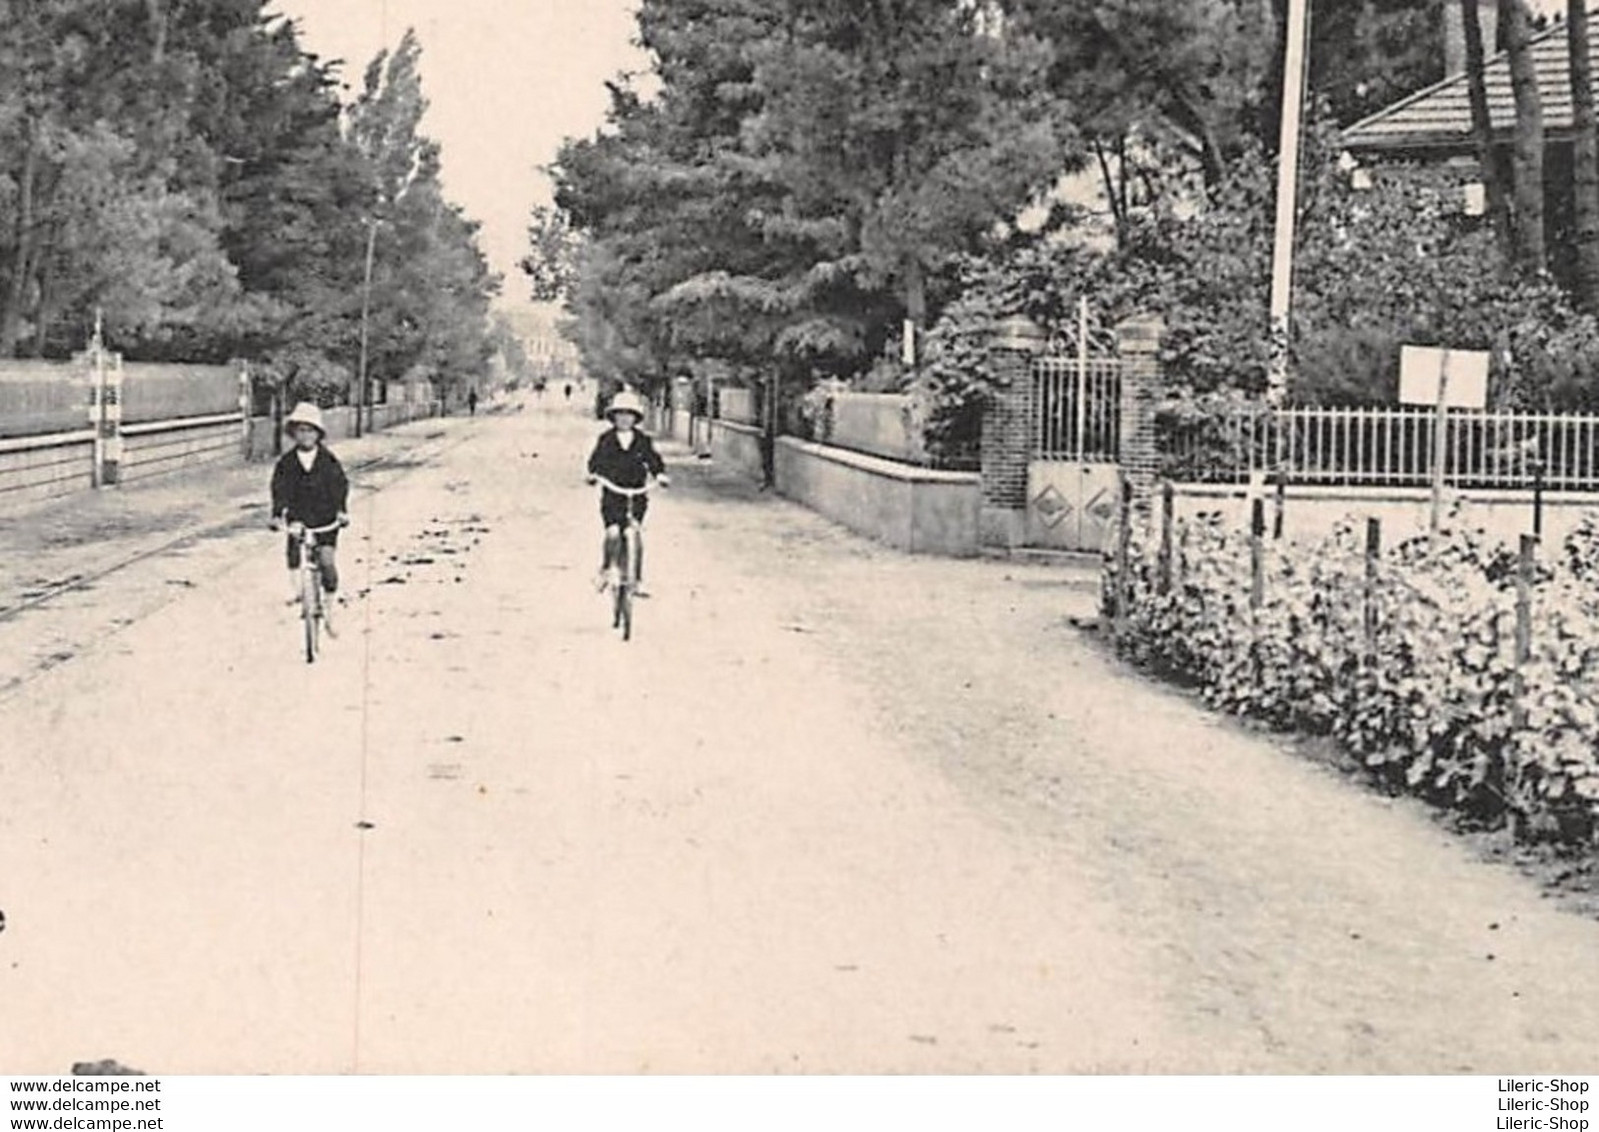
top-left (586, 389), bottom-right (668, 597)
top-left (269, 402), bottom-right (350, 603)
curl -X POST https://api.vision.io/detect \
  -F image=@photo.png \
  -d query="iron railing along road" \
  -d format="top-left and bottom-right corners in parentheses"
top-left (1163, 404), bottom-right (1599, 491)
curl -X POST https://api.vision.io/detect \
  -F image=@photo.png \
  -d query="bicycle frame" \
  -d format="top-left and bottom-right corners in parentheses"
top-left (293, 519), bottom-right (342, 663)
top-left (592, 476), bottom-right (655, 641)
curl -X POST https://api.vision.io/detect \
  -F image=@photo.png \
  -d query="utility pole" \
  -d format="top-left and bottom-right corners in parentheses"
top-left (1267, 0), bottom-right (1311, 408)
top-left (356, 218), bottom-right (378, 438)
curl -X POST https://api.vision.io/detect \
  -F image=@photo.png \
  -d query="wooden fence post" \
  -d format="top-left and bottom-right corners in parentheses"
top-left (1363, 517), bottom-right (1382, 667)
top-left (1158, 481), bottom-right (1175, 595)
top-left (1177, 515), bottom-right (1190, 589)
top-left (272, 384), bottom-right (284, 457)
top-left (1250, 497), bottom-right (1266, 615)
top-left (1509, 533), bottom-right (1536, 839)
top-left (1514, 534), bottom-right (1535, 723)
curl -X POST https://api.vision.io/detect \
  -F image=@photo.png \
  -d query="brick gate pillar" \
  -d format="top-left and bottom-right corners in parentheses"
top-left (1115, 315), bottom-right (1165, 516)
top-left (980, 314), bottom-right (1047, 548)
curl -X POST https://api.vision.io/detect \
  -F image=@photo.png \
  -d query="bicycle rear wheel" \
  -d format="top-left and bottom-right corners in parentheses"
top-left (302, 566), bottom-right (320, 663)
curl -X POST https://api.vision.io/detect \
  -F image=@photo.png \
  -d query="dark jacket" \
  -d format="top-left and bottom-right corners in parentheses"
top-left (271, 446), bottom-right (349, 527)
top-left (587, 427), bottom-right (665, 490)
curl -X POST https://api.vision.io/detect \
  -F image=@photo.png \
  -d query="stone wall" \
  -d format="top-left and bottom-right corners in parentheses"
top-left (710, 418), bottom-right (764, 479)
top-left (774, 437), bottom-right (980, 557)
top-left (0, 431), bottom-right (95, 506)
top-left (2, 401), bottom-right (443, 511)
top-left (121, 416), bottom-right (243, 484)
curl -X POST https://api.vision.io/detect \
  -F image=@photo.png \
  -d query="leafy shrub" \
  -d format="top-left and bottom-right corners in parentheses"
top-left (1104, 510), bottom-right (1599, 841)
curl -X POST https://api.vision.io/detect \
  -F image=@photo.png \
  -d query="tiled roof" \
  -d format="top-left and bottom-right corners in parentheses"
top-left (1344, 13), bottom-right (1599, 152)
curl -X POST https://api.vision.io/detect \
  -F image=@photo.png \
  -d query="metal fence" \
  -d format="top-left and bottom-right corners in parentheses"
top-left (1162, 404), bottom-right (1599, 490)
top-left (121, 363), bottom-right (238, 424)
top-left (0, 360), bottom-right (85, 439)
top-left (1033, 355), bottom-right (1121, 461)
top-left (1, 360), bottom-right (243, 438)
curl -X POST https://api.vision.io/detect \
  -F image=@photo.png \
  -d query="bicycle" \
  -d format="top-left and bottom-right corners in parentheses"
top-left (286, 519), bottom-right (345, 663)
top-left (589, 475), bottom-right (660, 642)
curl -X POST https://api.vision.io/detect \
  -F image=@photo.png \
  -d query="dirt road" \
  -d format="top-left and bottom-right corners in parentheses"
top-left (3, 403), bottom-right (1598, 1073)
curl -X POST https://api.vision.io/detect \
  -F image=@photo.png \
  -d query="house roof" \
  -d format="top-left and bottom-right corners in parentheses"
top-left (1344, 13), bottom-right (1599, 153)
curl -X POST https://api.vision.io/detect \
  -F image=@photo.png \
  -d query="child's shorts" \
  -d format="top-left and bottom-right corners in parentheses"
top-left (285, 528), bottom-right (340, 569)
top-left (601, 491), bottom-right (648, 529)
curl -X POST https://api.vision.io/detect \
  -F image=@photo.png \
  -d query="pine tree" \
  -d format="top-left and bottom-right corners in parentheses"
top-left (1568, 0), bottom-right (1599, 306)
top-left (1503, 0), bottom-right (1547, 272)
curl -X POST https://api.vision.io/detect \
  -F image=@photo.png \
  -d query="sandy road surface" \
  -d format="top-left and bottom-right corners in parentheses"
top-left (2, 403), bottom-right (1598, 1074)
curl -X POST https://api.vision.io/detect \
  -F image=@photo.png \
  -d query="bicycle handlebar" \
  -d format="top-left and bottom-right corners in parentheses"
top-left (287, 519), bottom-right (345, 540)
top-left (590, 476), bottom-right (660, 497)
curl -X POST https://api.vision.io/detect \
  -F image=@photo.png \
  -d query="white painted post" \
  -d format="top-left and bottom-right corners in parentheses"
top-left (1429, 350), bottom-right (1452, 547)
top-left (87, 350), bottom-right (104, 490)
top-left (87, 311), bottom-right (109, 488)
top-left (239, 362), bottom-right (252, 459)
top-left (102, 352), bottom-right (124, 485)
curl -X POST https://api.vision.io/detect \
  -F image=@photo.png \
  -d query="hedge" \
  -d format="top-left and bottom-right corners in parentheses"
top-left (1103, 508), bottom-right (1599, 844)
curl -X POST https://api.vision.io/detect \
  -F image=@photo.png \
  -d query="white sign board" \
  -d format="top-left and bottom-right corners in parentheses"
top-left (1399, 345), bottom-right (1489, 409)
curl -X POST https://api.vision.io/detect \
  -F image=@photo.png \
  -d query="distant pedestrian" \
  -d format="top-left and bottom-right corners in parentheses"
top-left (468, 388), bottom-right (479, 416)
top-left (564, 383), bottom-right (573, 402)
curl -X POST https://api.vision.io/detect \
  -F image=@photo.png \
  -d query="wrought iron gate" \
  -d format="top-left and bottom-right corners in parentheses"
top-left (1026, 313), bottom-right (1123, 552)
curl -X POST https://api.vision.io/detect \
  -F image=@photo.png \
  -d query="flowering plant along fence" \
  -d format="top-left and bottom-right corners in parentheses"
top-left (1103, 497), bottom-right (1599, 844)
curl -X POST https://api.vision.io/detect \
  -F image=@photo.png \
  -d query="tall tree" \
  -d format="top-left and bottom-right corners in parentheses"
top-left (1463, 0), bottom-right (1516, 261)
top-left (0, 0), bottom-right (252, 357)
top-left (1568, 0), bottom-right (1599, 307)
top-left (1310, 0), bottom-right (1448, 125)
top-left (1014, 0), bottom-right (1266, 187)
top-left (348, 30), bottom-right (500, 399)
top-left (1502, 0), bottom-right (1547, 272)
top-left (735, 0), bottom-right (1062, 341)
top-left (520, 204), bottom-right (585, 303)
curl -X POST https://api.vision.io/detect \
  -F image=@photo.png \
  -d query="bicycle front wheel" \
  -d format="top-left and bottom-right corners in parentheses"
top-left (302, 567), bottom-right (320, 663)
top-left (612, 578), bottom-right (627, 633)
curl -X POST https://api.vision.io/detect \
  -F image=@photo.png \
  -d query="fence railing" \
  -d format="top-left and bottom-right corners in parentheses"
top-left (1033, 355), bottom-right (1122, 462)
top-left (1161, 405), bottom-right (1599, 491)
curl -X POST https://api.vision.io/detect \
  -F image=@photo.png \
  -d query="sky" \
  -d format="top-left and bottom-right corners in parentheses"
top-left (267, 0), bottom-right (649, 305)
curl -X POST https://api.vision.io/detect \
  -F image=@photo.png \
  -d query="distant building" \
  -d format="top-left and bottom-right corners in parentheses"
top-left (1343, 7), bottom-right (1596, 290)
top-left (498, 302), bottom-right (581, 385)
